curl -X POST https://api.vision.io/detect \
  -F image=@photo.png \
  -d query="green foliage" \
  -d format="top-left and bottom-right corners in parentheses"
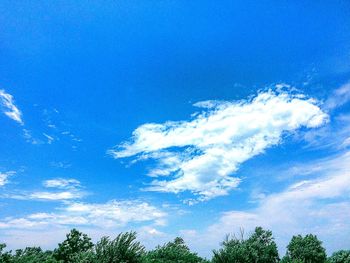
top-left (93, 232), bottom-right (145, 263)
top-left (144, 237), bottom-right (208, 263)
top-left (53, 228), bottom-right (94, 263)
top-left (279, 255), bottom-right (304, 263)
top-left (212, 227), bottom-right (279, 263)
top-left (283, 234), bottom-right (327, 263)
top-left (1, 227), bottom-right (349, 263)
top-left (212, 235), bottom-right (249, 263)
top-left (0, 244), bottom-right (58, 263)
top-left (328, 250), bottom-right (350, 263)
top-left (246, 227), bottom-right (279, 263)
top-left (0, 244), bottom-right (12, 263)
top-left (12, 247), bottom-right (58, 263)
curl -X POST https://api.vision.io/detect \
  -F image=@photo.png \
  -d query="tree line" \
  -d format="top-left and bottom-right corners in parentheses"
top-left (0, 227), bottom-right (349, 263)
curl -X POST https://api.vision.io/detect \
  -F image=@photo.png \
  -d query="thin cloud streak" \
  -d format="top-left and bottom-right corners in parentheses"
top-left (325, 81), bottom-right (350, 110)
top-left (1, 178), bottom-right (86, 201)
top-left (43, 178), bottom-right (80, 189)
top-left (0, 89), bottom-right (23, 125)
top-left (0, 171), bottom-right (15, 187)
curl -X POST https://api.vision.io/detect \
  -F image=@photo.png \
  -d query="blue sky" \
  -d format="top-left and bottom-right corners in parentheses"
top-left (1, 0), bottom-right (350, 258)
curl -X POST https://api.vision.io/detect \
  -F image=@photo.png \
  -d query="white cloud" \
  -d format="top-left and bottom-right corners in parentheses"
top-left (0, 228), bottom-right (70, 251)
top-left (43, 178), bottom-right (80, 189)
top-left (0, 171), bottom-right (15, 187)
top-left (50, 162), bottom-right (72, 169)
top-left (185, 151), bottom-right (350, 256)
top-left (3, 178), bottom-right (85, 201)
top-left (22, 129), bottom-right (42, 144)
top-left (0, 200), bottom-right (168, 252)
top-left (0, 89), bottom-right (23, 125)
top-left (0, 200), bottom-right (167, 229)
top-left (0, 223), bottom-right (169, 253)
top-left (295, 112), bottom-right (350, 151)
top-left (325, 81), bottom-right (350, 110)
top-left (28, 191), bottom-right (84, 201)
top-left (0, 174), bottom-right (8, 186)
top-left (3, 191), bottom-right (85, 201)
top-left (109, 89), bottom-right (328, 201)
top-left (43, 133), bottom-right (55, 144)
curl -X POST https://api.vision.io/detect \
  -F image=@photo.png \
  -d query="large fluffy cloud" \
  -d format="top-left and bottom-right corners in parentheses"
top-left (110, 89), bottom-right (328, 202)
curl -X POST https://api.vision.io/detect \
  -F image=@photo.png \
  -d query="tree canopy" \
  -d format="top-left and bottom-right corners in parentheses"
top-left (93, 232), bottom-right (145, 263)
top-left (328, 250), bottom-right (350, 263)
top-left (53, 228), bottom-right (94, 263)
top-left (212, 227), bottom-right (279, 263)
top-left (0, 227), bottom-right (348, 263)
top-left (282, 234), bottom-right (327, 263)
top-left (144, 237), bottom-right (208, 263)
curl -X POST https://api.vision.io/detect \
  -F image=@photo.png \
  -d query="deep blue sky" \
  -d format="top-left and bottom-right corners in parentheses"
top-left (1, 0), bottom-right (350, 257)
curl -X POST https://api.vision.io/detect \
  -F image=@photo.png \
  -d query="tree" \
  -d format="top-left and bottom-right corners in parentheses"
top-left (212, 234), bottom-right (250, 263)
top-left (144, 237), bottom-right (208, 263)
top-left (53, 229), bottom-right (94, 263)
top-left (93, 232), bottom-right (145, 263)
top-left (328, 250), bottom-right (350, 263)
top-left (12, 247), bottom-right (58, 263)
top-left (212, 227), bottom-right (279, 263)
top-left (245, 227), bottom-right (279, 263)
top-left (0, 244), bottom-right (12, 263)
top-left (282, 234), bottom-right (327, 263)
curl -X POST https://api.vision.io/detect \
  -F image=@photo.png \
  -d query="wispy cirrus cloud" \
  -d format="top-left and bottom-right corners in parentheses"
top-left (109, 89), bottom-right (328, 202)
top-left (43, 178), bottom-right (80, 189)
top-left (3, 178), bottom-right (85, 201)
top-left (0, 171), bottom-right (15, 187)
top-left (181, 151), bottom-right (350, 256)
top-left (325, 81), bottom-right (350, 110)
top-left (26, 191), bottom-right (84, 201)
top-left (22, 129), bottom-right (42, 145)
top-left (50, 161), bottom-right (72, 169)
top-left (296, 80), bottom-right (350, 151)
top-left (0, 178), bottom-right (168, 250)
top-left (43, 133), bottom-right (55, 144)
top-left (0, 174), bottom-right (8, 187)
top-left (0, 89), bottom-right (23, 125)
top-left (0, 200), bottom-right (167, 229)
